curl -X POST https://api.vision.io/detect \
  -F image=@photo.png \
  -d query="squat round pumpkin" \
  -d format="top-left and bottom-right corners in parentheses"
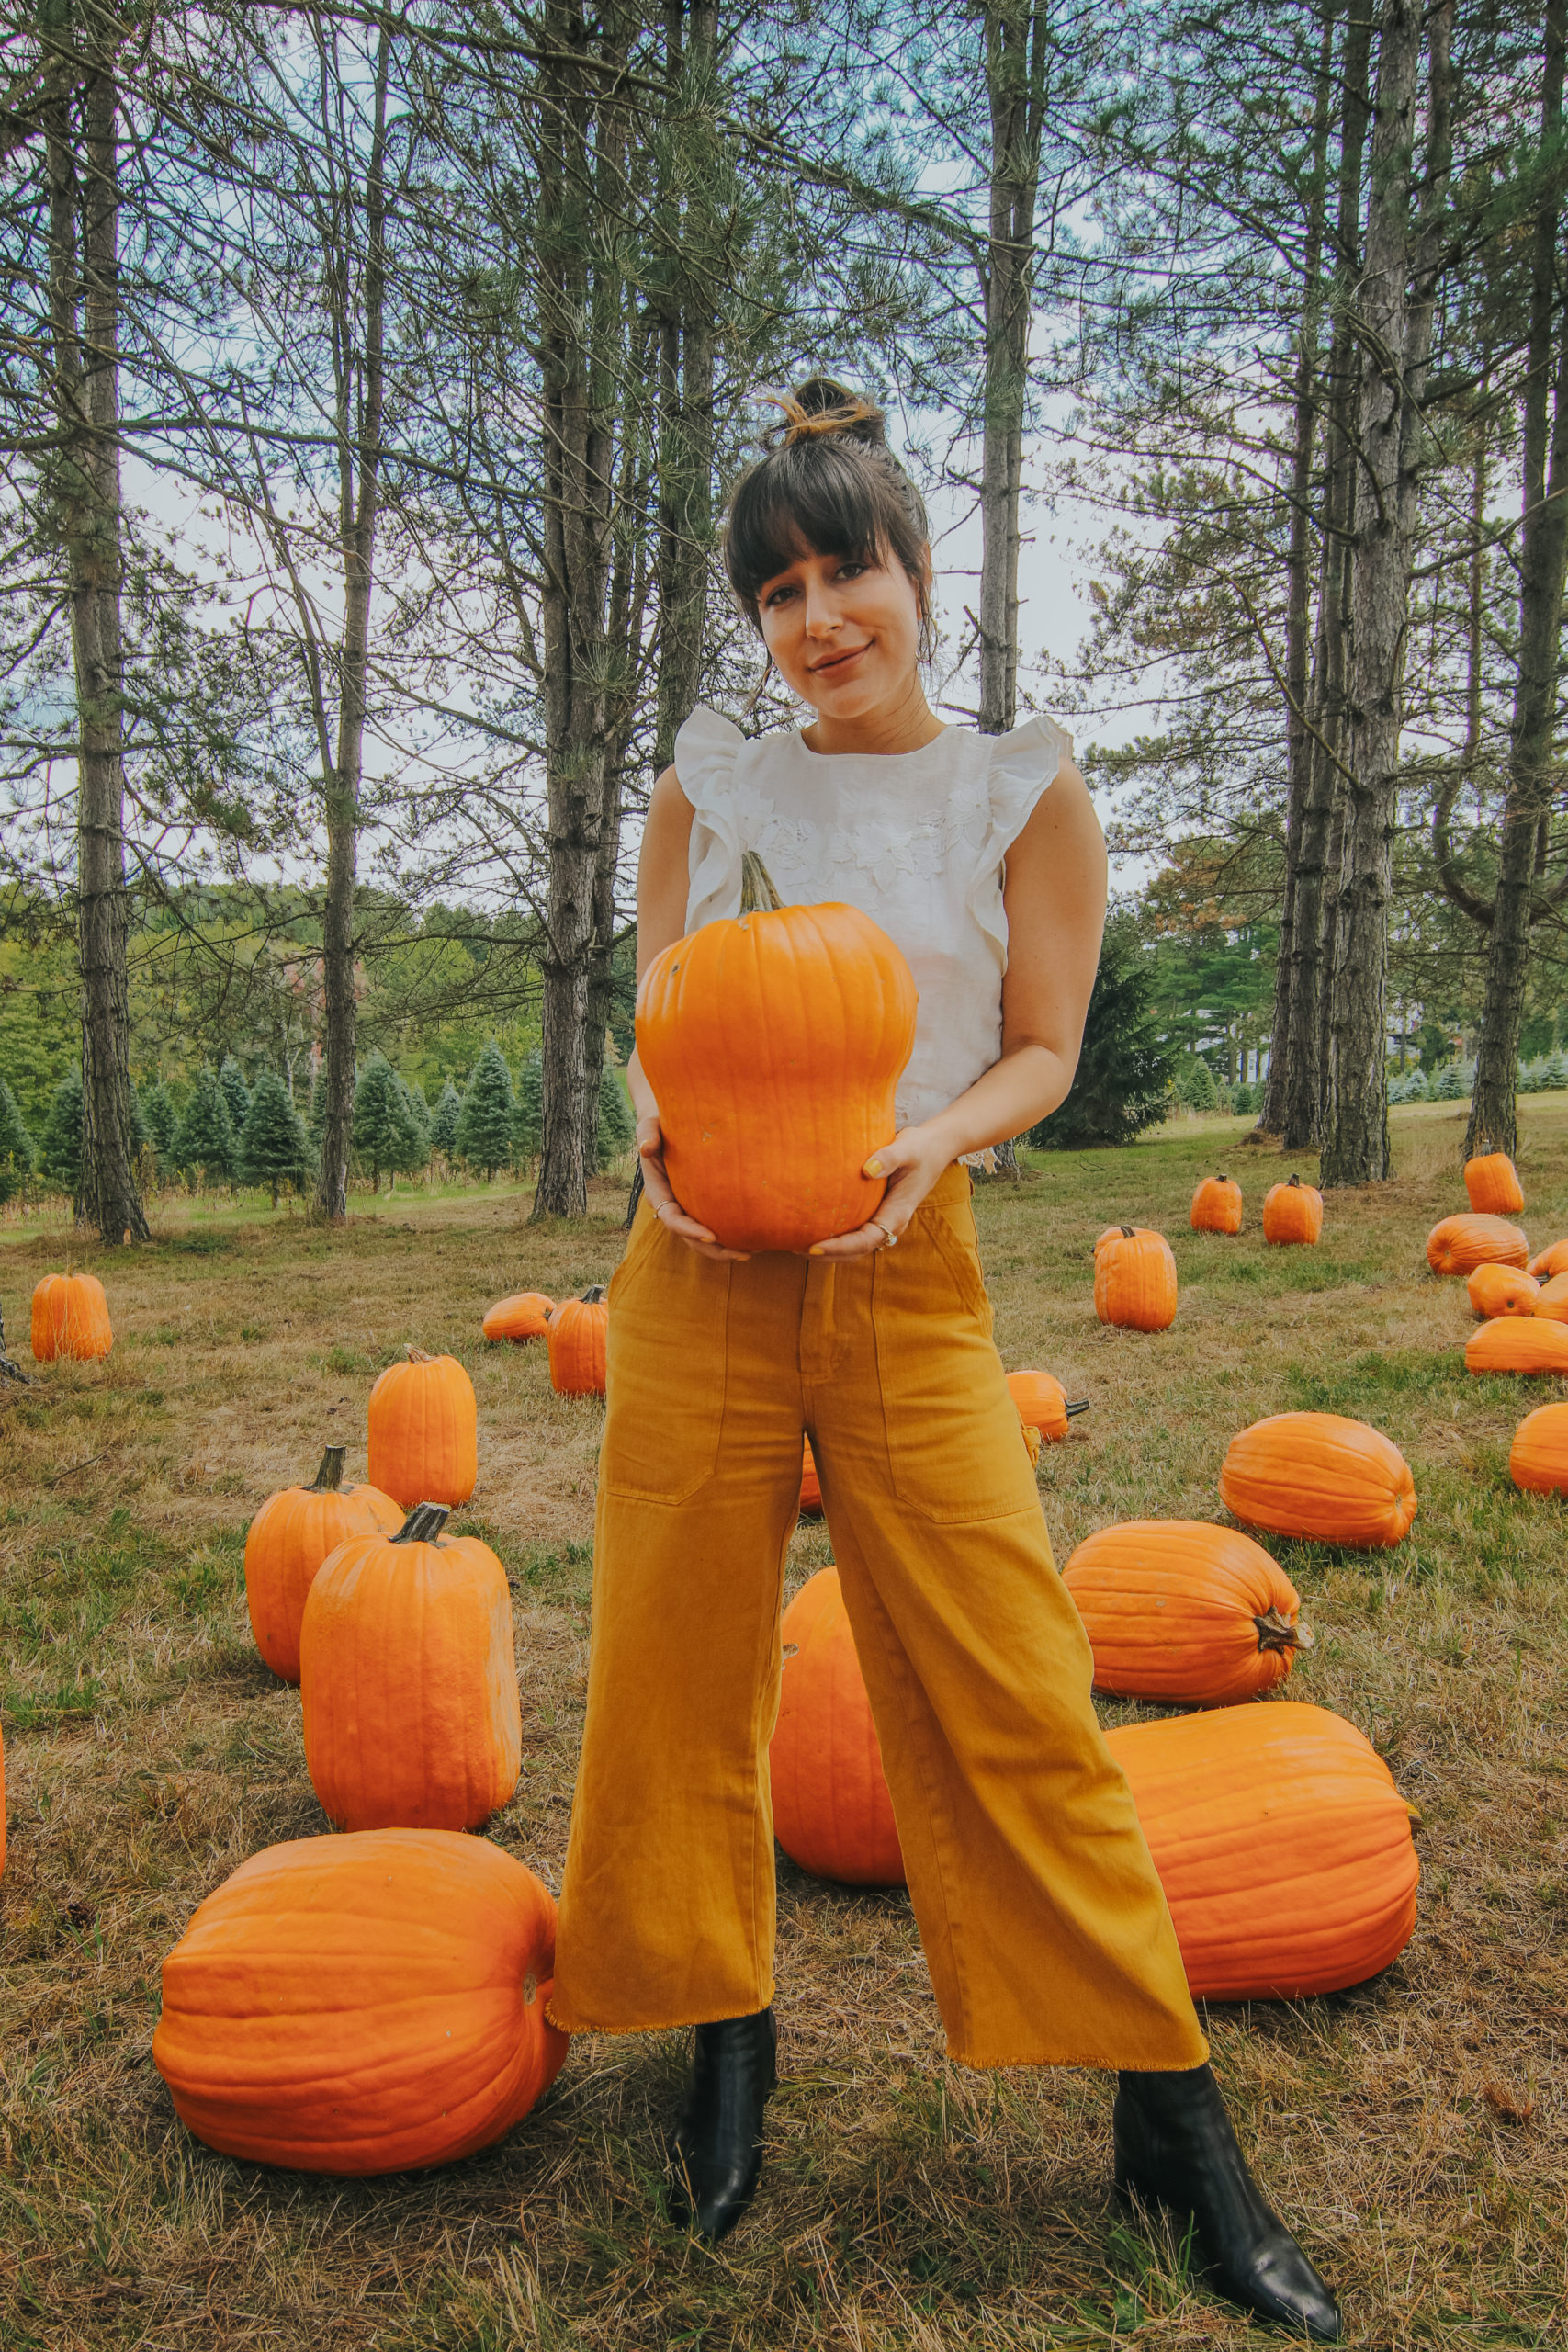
top-left (1464, 1316), bottom-right (1568, 1377)
top-left (1105, 1702), bottom-right (1418, 2000)
top-left (1466, 1262), bottom-right (1539, 1320)
top-left (30, 1270), bottom-right (112, 1363)
top-left (1464, 1152), bottom-right (1524, 1216)
top-left (1528, 1238), bottom-right (1568, 1280)
top-left (1006, 1369), bottom-right (1089, 1443)
top-left (1427, 1213), bottom-right (1529, 1277)
top-left (243, 1445), bottom-right (401, 1683)
top-left (1261, 1173), bottom-right (1323, 1246)
top-left (1220, 1411), bottom-right (1416, 1548)
top-left (1062, 1520), bottom-right (1308, 1706)
top-left (152, 1828), bottom-right (567, 2174)
top-left (770, 1568), bottom-right (903, 1886)
top-left (301, 1502), bottom-right (522, 1834)
top-left (1190, 1174), bottom-right (1242, 1235)
top-left (1094, 1226), bottom-right (1178, 1332)
top-left (636, 853), bottom-right (918, 1253)
top-left (367, 1347), bottom-right (478, 1508)
top-left (482, 1291), bottom-right (555, 1343)
top-left (1508, 1401), bottom-right (1568, 1494)
top-left (547, 1286), bottom-right (608, 1396)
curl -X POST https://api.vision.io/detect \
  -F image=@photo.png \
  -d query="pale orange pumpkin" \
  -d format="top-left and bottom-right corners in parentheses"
top-left (1190, 1174), bottom-right (1242, 1234)
top-left (1509, 1400), bottom-right (1568, 1494)
top-left (1094, 1226), bottom-right (1178, 1331)
top-left (770, 1568), bottom-right (903, 1885)
top-left (152, 1829), bottom-right (567, 2174)
top-left (482, 1291), bottom-right (555, 1343)
top-left (243, 1445), bottom-right (401, 1683)
top-left (30, 1270), bottom-right (112, 1362)
top-left (636, 853), bottom-right (918, 1253)
top-left (547, 1287), bottom-right (608, 1396)
top-left (1464, 1317), bottom-right (1568, 1376)
top-left (1062, 1520), bottom-right (1308, 1705)
top-left (1220, 1411), bottom-right (1416, 1547)
top-left (367, 1348), bottom-right (478, 1508)
top-left (301, 1502), bottom-right (521, 1834)
top-left (1466, 1263), bottom-right (1540, 1320)
top-left (1532, 1272), bottom-right (1568, 1324)
top-left (1006, 1369), bottom-right (1089, 1442)
top-left (1262, 1173), bottom-right (1323, 1245)
top-left (1464, 1152), bottom-right (1524, 1215)
top-left (1427, 1214), bottom-right (1529, 1276)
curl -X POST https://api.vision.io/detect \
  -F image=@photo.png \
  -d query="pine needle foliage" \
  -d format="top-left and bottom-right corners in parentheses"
top-left (238, 1069), bottom-right (312, 1205)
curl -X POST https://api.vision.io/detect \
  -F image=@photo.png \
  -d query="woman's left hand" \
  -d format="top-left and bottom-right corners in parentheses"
top-left (807, 1123), bottom-right (954, 1260)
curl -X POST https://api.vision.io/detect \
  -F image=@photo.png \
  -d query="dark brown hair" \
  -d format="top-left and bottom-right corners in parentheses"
top-left (723, 378), bottom-right (934, 659)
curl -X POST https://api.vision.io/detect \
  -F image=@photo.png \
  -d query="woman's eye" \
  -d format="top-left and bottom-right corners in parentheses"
top-left (838, 563), bottom-right (865, 581)
top-left (765, 584), bottom-right (795, 607)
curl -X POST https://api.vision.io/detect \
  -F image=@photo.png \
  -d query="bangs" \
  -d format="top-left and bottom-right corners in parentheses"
top-left (724, 437), bottom-right (925, 615)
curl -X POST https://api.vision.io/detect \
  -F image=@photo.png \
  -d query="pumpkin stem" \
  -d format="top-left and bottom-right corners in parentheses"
top-left (739, 849), bottom-right (784, 914)
top-left (1287, 1173), bottom-right (1301, 1188)
top-left (1065, 1397), bottom-right (1090, 1419)
top-left (1254, 1606), bottom-right (1309, 1654)
top-left (308, 1446), bottom-right (346, 1494)
top-left (392, 1501), bottom-right (451, 1545)
top-left (406, 1345), bottom-right (435, 1363)
top-left (1120, 1224), bottom-right (1134, 1238)
top-left (579, 1284), bottom-right (608, 1304)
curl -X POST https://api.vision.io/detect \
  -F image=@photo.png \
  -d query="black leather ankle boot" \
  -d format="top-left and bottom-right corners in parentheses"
top-left (1115, 2064), bottom-right (1342, 2339)
top-left (666, 2007), bottom-right (778, 2242)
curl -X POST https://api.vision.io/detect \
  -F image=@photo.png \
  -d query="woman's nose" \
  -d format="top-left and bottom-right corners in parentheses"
top-left (802, 587), bottom-right (841, 637)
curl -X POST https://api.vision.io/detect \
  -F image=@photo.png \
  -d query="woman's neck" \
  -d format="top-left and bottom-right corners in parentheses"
top-left (798, 677), bottom-right (946, 757)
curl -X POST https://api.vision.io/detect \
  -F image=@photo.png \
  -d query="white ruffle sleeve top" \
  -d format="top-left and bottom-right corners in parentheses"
top-left (672, 705), bottom-right (1069, 1131)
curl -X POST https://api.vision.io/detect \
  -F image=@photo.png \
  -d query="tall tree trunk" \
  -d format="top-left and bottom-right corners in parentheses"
top-left (1321, 0), bottom-right (1451, 1186)
top-left (1466, 1), bottom-right (1568, 1159)
top-left (42, 26), bottom-right (147, 1244)
top-left (653, 1), bottom-right (716, 771)
top-left (977, 3), bottom-right (1046, 736)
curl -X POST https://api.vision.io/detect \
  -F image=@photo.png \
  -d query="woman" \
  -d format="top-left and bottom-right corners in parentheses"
top-left (551, 381), bottom-right (1340, 2341)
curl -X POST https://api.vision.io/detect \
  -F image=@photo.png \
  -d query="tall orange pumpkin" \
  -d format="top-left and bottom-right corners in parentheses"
top-left (30, 1271), bottom-right (112, 1362)
top-left (1531, 1271), bottom-right (1568, 1324)
top-left (367, 1347), bottom-right (478, 1507)
top-left (1427, 1213), bottom-right (1529, 1276)
top-left (152, 1829), bottom-right (567, 2174)
top-left (1509, 1400), bottom-right (1568, 1493)
top-left (1062, 1521), bottom-right (1308, 1705)
top-left (1220, 1411), bottom-right (1416, 1547)
top-left (1006, 1368), bottom-right (1089, 1442)
top-left (1465, 1262), bottom-right (1539, 1320)
top-left (1464, 1316), bottom-right (1568, 1376)
top-left (300, 1502), bottom-right (521, 1833)
top-left (1464, 1152), bottom-right (1523, 1215)
top-left (547, 1286), bottom-right (608, 1396)
top-left (1190, 1174), bottom-right (1242, 1234)
top-left (1261, 1173), bottom-right (1323, 1245)
top-left (798, 1434), bottom-right (822, 1514)
top-left (1094, 1226), bottom-right (1178, 1331)
top-left (770, 1568), bottom-right (903, 1885)
top-left (482, 1291), bottom-right (555, 1343)
top-left (243, 1445), bottom-right (401, 1683)
top-left (1105, 1702), bottom-right (1419, 1999)
top-left (1528, 1238), bottom-right (1568, 1279)
top-left (636, 853), bottom-right (918, 1253)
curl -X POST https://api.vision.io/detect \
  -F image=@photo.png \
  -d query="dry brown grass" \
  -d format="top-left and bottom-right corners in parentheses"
top-left (2, 1106), bottom-right (1564, 2349)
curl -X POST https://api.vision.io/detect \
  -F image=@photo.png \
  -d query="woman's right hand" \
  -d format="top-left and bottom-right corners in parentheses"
top-left (636, 1115), bottom-right (751, 1263)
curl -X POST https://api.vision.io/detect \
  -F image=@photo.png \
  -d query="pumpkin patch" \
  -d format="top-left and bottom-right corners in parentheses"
top-left (1006, 1368), bottom-right (1089, 1442)
top-left (1094, 1225), bottom-right (1178, 1331)
top-left (1220, 1412), bottom-right (1416, 1547)
top-left (1262, 1173), bottom-right (1322, 1245)
top-left (482, 1290), bottom-right (555, 1342)
top-left (243, 1445), bottom-right (401, 1683)
top-left (1466, 1262), bottom-right (1539, 1319)
top-left (367, 1347), bottom-right (478, 1507)
top-left (1464, 1316), bottom-right (1568, 1376)
top-left (1190, 1174), bottom-right (1242, 1234)
top-left (1464, 1152), bottom-right (1524, 1216)
top-left (30, 1271), bottom-right (113, 1362)
top-left (1427, 1214), bottom-right (1529, 1276)
top-left (547, 1286), bottom-right (608, 1396)
top-left (1062, 1520), bottom-right (1308, 1705)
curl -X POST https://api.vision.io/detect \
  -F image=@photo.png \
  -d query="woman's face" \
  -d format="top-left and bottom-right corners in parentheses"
top-left (755, 544), bottom-right (927, 721)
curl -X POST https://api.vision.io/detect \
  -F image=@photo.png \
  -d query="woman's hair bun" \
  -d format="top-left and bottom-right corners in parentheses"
top-left (766, 377), bottom-right (886, 450)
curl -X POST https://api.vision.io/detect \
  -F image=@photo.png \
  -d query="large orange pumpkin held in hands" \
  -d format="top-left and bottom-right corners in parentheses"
top-left (1190, 1174), bottom-right (1242, 1234)
top-left (1464, 1152), bottom-right (1524, 1215)
top-left (547, 1286), bottom-right (608, 1396)
top-left (1094, 1226), bottom-right (1178, 1331)
top-left (1466, 1263), bottom-right (1539, 1320)
top-left (31, 1271), bottom-right (112, 1362)
top-left (1427, 1214), bottom-right (1529, 1276)
top-left (482, 1291), bottom-right (555, 1343)
top-left (1262, 1173), bottom-right (1323, 1245)
top-left (301, 1501), bottom-right (522, 1833)
top-left (1062, 1520), bottom-right (1309, 1706)
top-left (636, 851), bottom-right (918, 1253)
top-left (367, 1347), bottom-right (478, 1507)
top-left (1220, 1411), bottom-right (1416, 1547)
top-left (243, 1444), bottom-right (401, 1682)
top-left (770, 1568), bottom-right (903, 1885)
top-left (1464, 1316), bottom-right (1568, 1376)
top-left (152, 1828), bottom-right (567, 2173)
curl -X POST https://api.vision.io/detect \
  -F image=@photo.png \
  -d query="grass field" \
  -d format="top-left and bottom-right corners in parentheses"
top-left (2, 1103), bottom-right (1564, 2349)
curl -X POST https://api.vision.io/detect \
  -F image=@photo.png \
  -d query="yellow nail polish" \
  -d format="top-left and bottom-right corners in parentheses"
top-left (865, 1159), bottom-right (883, 1178)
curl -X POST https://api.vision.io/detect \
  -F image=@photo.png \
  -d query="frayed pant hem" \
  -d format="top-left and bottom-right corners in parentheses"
top-left (546, 1984), bottom-right (776, 2039)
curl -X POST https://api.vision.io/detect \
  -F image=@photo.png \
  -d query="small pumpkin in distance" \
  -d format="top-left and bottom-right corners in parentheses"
top-left (1463, 1316), bottom-right (1568, 1376)
top-left (1261, 1173), bottom-right (1323, 1246)
top-left (1094, 1226), bottom-right (1178, 1332)
top-left (30, 1270), bottom-right (113, 1362)
top-left (1466, 1262), bottom-right (1539, 1320)
top-left (770, 1568), bottom-right (903, 1886)
top-left (1220, 1411), bottom-right (1416, 1548)
top-left (152, 1828), bottom-right (567, 2174)
top-left (243, 1444), bottom-right (401, 1683)
top-left (1062, 1520), bottom-right (1309, 1705)
top-left (1190, 1174), bottom-right (1242, 1235)
top-left (482, 1291), bottom-right (555, 1343)
top-left (1006, 1368), bottom-right (1089, 1443)
top-left (1464, 1151), bottom-right (1524, 1215)
top-left (1528, 1238), bottom-right (1568, 1280)
top-left (547, 1286), bottom-right (608, 1396)
top-left (1508, 1400), bottom-right (1568, 1494)
top-left (1427, 1214), bottom-right (1529, 1277)
top-left (1531, 1271), bottom-right (1568, 1324)
top-left (367, 1347), bottom-right (478, 1508)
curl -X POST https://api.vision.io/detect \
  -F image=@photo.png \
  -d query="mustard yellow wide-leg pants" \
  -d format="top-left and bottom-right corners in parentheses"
top-left (551, 1164), bottom-right (1207, 2071)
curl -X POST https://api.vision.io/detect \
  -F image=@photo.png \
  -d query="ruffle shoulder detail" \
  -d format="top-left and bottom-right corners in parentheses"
top-left (966, 712), bottom-right (1072, 965)
top-left (674, 704), bottom-right (746, 931)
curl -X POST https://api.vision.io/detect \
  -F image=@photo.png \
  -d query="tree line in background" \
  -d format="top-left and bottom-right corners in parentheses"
top-left (1, 2), bottom-right (1564, 1241)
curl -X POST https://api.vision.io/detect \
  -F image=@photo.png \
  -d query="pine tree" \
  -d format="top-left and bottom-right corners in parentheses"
top-left (1028, 927), bottom-right (1174, 1149)
top-left (239, 1069), bottom-right (312, 1205)
top-left (175, 1068), bottom-right (237, 1183)
top-left (429, 1079), bottom-right (462, 1158)
top-left (0, 1075), bottom-right (36, 1204)
top-left (596, 1062), bottom-right (636, 1169)
top-left (219, 1055), bottom-right (252, 1136)
top-left (513, 1046), bottom-right (543, 1161)
top-left (41, 1066), bottom-right (85, 1193)
top-left (457, 1041), bottom-right (517, 1179)
top-left (140, 1081), bottom-right (179, 1176)
top-left (352, 1052), bottom-right (426, 1191)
